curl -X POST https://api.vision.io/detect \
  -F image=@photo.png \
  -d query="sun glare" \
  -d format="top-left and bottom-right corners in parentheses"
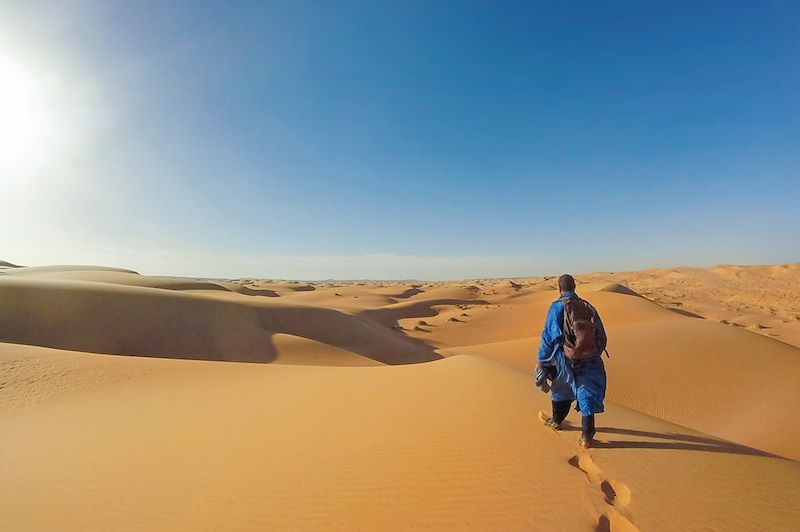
top-left (0, 56), bottom-right (50, 174)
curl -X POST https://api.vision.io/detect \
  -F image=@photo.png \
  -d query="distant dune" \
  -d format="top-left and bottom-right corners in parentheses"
top-left (1, 262), bottom-right (799, 530)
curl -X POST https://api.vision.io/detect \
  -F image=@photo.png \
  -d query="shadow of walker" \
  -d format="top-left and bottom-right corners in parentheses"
top-left (592, 426), bottom-right (782, 459)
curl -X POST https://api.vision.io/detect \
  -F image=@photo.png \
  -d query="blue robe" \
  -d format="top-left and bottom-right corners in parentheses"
top-left (536, 290), bottom-right (607, 416)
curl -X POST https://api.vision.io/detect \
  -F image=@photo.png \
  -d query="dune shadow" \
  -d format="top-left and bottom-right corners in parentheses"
top-left (255, 306), bottom-right (444, 365)
top-left (592, 426), bottom-right (781, 459)
top-left (288, 284), bottom-right (316, 292)
top-left (391, 287), bottom-right (425, 299)
top-left (360, 298), bottom-right (490, 329)
top-left (229, 285), bottom-right (280, 297)
top-left (0, 280), bottom-right (442, 365)
top-left (668, 307), bottom-right (705, 319)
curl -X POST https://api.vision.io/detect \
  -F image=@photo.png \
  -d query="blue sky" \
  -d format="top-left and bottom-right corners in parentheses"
top-left (2, 1), bottom-right (799, 279)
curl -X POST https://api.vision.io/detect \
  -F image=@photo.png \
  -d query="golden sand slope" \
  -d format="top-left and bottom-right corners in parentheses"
top-left (430, 284), bottom-right (800, 461)
top-left (583, 264), bottom-right (800, 348)
top-left (2, 344), bottom-right (798, 531)
top-left (2, 263), bottom-right (800, 530)
top-left (2, 264), bottom-right (799, 460)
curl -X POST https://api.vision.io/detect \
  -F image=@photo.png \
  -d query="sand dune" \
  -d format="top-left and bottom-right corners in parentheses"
top-left (2, 348), bottom-right (798, 530)
top-left (2, 262), bottom-right (800, 529)
top-left (5, 264), bottom-right (138, 275)
top-left (583, 264), bottom-right (800, 348)
top-left (0, 274), bottom-right (438, 365)
top-left (427, 285), bottom-right (800, 460)
top-left (359, 297), bottom-right (491, 329)
top-left (3, 266), bottom-right (277, 294)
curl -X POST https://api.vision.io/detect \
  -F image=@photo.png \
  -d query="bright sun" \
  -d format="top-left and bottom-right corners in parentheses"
top-left (0, 56), bottom-right (50, 174)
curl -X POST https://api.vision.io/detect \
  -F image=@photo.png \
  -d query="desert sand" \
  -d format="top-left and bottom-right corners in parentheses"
top-left (1, 261), bottom-right (799, 530)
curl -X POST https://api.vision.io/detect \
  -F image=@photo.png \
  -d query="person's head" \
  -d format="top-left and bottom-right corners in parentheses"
top-left (558, 274), bottom-right (576, 294)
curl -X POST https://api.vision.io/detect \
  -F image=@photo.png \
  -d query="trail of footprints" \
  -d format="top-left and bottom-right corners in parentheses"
top-left (570, 451), bottom-right (638, 531)
top-left (539, 411), bottom-right (640, 532)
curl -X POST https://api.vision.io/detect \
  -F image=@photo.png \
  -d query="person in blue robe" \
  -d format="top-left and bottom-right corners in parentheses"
top-left (536, 274), bottom-right (607, 447)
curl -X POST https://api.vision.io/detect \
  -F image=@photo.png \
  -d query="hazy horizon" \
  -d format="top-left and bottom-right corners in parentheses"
top-left (3, 1), bottom-right (799, 279)
top-left (4, 251), bottom-right (798, 282)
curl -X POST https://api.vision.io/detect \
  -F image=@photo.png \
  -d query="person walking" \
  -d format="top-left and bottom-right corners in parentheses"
top-left (535, 274), bottom-right (608, 448)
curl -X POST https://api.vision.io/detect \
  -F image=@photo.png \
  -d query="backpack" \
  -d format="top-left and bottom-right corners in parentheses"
top-left (562, 297), bottom-right (602, 360)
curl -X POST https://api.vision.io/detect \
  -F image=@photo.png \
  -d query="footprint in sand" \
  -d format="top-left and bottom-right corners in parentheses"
top-left (539, 414), bottom-right (638, 530)
top-left (601, 479), bottom-right (631, 508)
top-left (537, 410), bottom-right (554, 426)
top-left (597, 509), bottom-right (639, 532)
top-left (567, 452), bottom-right (637, 530)
top-left (569, 450), bottom-right (602, 484)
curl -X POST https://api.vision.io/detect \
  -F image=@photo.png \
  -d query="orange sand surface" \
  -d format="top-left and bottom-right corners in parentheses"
top-left (1, 262), bottom-right (799, 530)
